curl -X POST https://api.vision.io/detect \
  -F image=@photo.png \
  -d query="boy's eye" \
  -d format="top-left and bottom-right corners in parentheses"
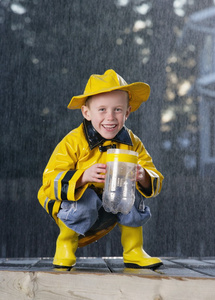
top-left (115, 108), bottom-right (122, 112)
top-left (99, 108), bottom-right (105, 112)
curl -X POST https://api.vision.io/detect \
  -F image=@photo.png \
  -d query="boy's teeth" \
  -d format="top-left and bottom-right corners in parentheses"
top-left (104, 125), bottom-right (115, 128)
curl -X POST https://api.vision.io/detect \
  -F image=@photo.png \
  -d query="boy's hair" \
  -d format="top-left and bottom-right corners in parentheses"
top-left (85, 90), bottom-right (130, 108)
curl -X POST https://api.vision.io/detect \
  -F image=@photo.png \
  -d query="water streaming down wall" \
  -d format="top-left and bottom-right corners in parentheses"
top-left (0, 0), bottom-right (215, 258)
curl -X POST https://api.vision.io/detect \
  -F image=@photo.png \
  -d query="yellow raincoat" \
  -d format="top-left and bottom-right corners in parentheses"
top-left (38, 119), bottom-right (164, 224)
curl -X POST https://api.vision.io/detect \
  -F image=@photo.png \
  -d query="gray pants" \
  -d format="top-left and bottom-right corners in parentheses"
top-left (57, 188), bottom-right (151, 235)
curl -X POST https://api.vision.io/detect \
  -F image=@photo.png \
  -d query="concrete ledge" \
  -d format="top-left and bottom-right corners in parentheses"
top-left (0, 257), bottom-right (215, 300)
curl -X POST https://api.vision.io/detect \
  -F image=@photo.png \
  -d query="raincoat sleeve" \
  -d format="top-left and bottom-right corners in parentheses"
top-left (132, 134), bottom-right (164, 198)
top-left (40, 128), bottom-right (89, 203)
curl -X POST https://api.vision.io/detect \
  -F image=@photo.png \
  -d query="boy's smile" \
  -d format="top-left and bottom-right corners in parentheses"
top-left (81, 90), bottom-right (131, 140)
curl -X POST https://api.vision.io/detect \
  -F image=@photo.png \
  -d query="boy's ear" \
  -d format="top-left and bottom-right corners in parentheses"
top-left (81, 105), bottom-right (91, 120)
top-left (125, 106), bottom-right (131, 120)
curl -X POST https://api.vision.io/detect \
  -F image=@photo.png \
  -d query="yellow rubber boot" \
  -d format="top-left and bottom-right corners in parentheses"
top-left (53, 219), bottom-right (79, 269)
top-left (119, 224), bottom-right (163, 270)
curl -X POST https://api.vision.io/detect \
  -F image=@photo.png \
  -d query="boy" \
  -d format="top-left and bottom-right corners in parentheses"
top-left (38, 69), bottom-right (164, 270)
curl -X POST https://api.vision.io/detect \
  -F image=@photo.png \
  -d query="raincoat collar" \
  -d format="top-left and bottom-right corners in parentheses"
top-left (83, 119), bottom-right (133, 150)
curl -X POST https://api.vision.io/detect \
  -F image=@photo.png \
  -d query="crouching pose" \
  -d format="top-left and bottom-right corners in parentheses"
top-left (38, 69), bottom-right (164, 270)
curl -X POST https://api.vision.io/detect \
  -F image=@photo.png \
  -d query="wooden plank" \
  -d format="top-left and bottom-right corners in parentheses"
top-left (0, 270), bottom-right (215, 300)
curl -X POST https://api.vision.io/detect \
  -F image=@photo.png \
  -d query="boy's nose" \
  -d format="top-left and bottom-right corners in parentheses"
top-left (107, 110), bottom-right (115, 120)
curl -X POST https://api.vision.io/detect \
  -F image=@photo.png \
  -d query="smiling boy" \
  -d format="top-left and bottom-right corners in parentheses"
top-left (38, 69), bottom-right (164, 270)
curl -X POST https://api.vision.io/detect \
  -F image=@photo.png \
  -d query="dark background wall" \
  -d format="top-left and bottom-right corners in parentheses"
top-left (0, 0), bottom-right (214, 258)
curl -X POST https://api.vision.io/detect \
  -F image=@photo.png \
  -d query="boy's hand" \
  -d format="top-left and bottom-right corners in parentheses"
top-left (76, 164), bottom-right (107, 188)
top-left (136, 164), bottom-right (151, 189)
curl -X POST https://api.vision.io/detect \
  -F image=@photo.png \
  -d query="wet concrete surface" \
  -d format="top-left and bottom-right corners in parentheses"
top-left (0, 257), bottom-right (215, 278)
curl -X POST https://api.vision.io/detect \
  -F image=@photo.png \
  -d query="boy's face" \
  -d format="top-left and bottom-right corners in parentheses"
top-left (81, 90), bottom-right (131, 140)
